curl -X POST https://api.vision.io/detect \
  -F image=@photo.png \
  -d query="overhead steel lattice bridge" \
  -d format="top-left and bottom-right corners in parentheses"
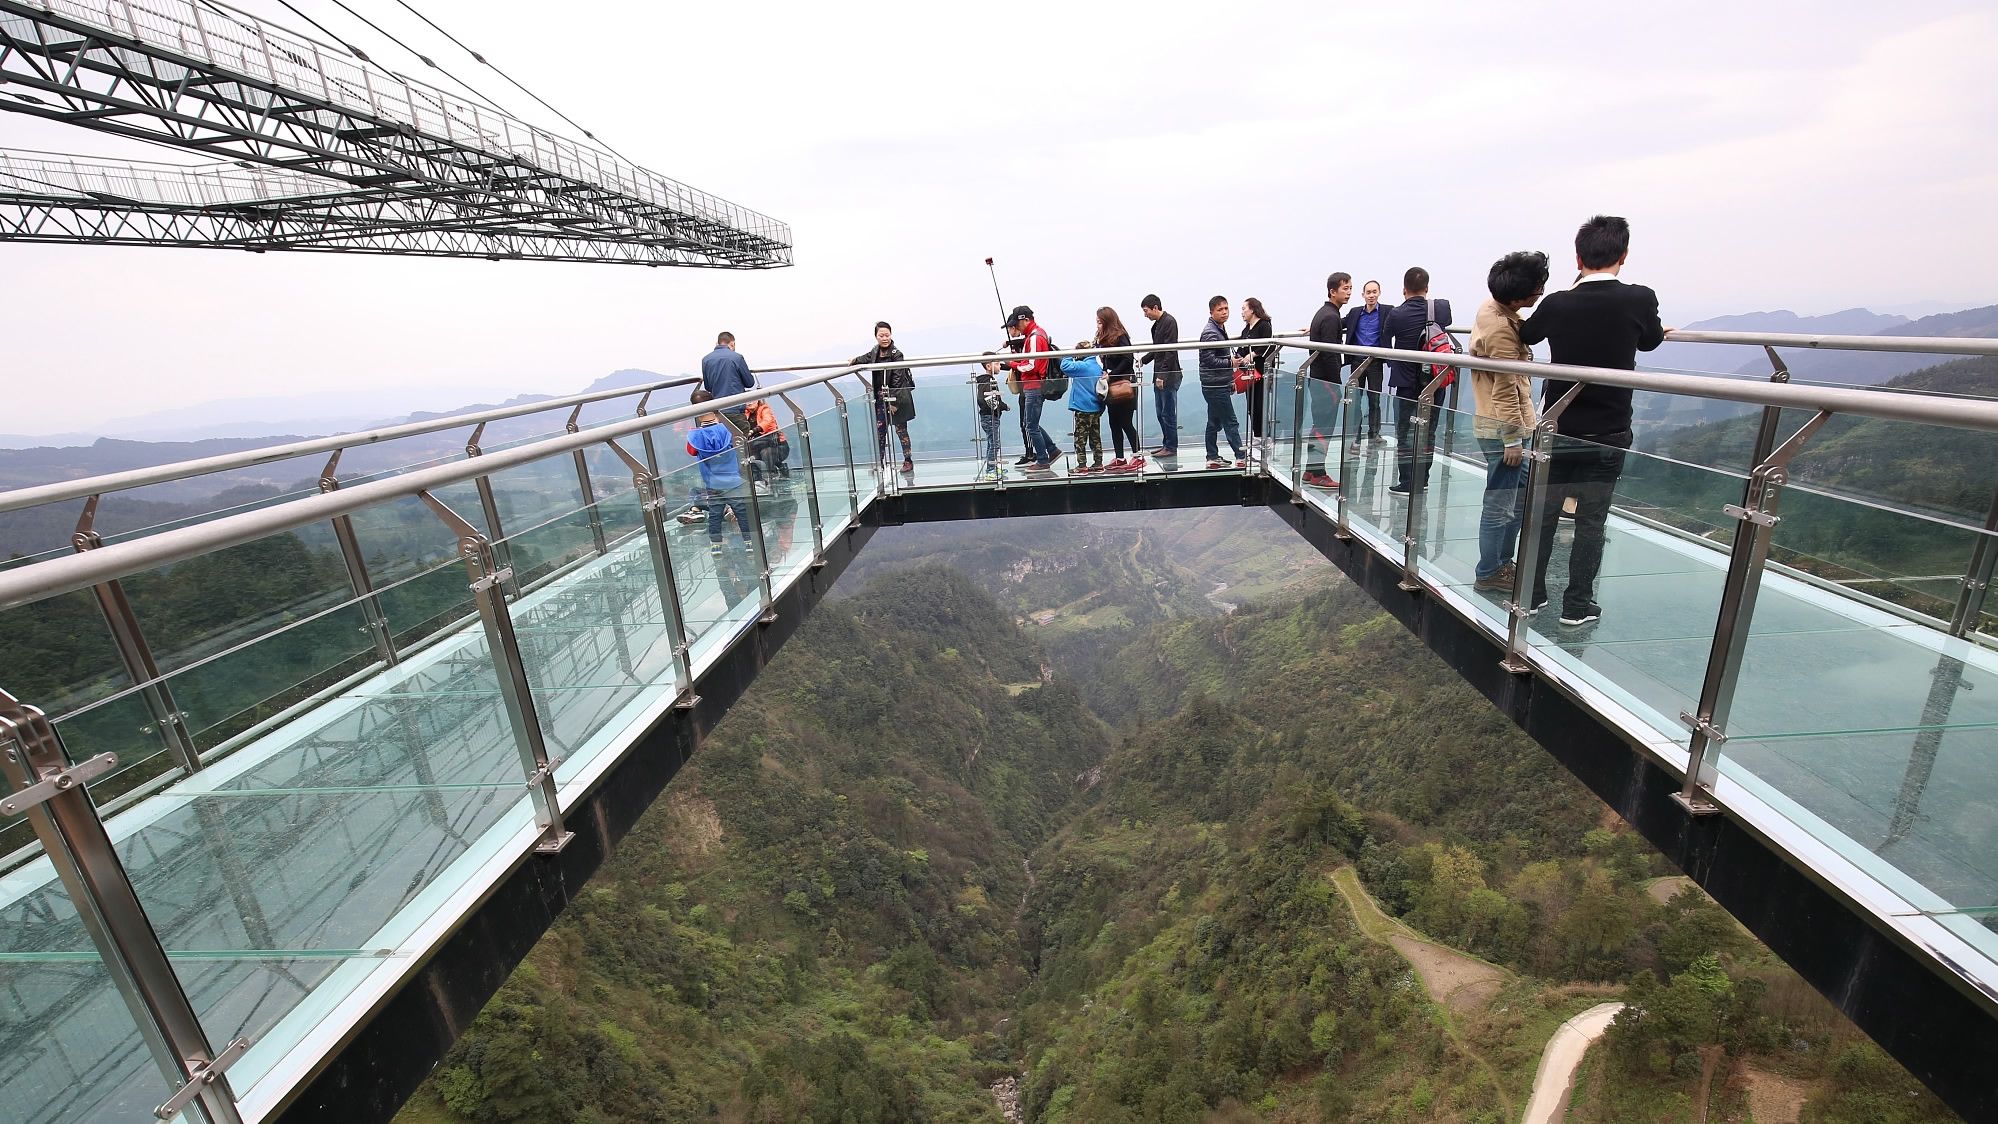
top-left (0, 329), bottom-right (1994, 1123)
top-left (0, 0), bottom-right (790, 264)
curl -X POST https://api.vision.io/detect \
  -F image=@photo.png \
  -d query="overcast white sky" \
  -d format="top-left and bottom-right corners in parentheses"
top-left (5, 0), bottom-right (1996, 435)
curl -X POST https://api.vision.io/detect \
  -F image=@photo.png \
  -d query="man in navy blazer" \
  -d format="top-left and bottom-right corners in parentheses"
top-left (1521, 215), bottom-right (1667, 627)
top-left (1381, 267), bottom-right (1450, 494)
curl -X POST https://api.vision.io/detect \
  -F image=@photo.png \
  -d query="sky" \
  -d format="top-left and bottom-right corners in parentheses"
top-left (4, 0), bottom-right (1997, 435)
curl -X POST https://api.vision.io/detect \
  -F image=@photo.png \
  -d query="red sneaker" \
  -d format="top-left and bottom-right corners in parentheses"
top-left (1104, 458), bottom-right (1129, 472)
top-left (1303, 471), bottom-right (1340, 488)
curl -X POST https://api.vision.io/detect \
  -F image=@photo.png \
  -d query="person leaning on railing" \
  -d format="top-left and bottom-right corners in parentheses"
top-left (855, 321), bottom-right (916, 475)
top-left (1468, 251), bottom-right (1549, 594)
top-left (1520, 214), bottom-right (1667, 628)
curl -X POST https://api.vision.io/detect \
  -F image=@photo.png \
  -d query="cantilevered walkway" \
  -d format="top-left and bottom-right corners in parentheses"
top-left (0, 332), bottom-right (1994, 1123)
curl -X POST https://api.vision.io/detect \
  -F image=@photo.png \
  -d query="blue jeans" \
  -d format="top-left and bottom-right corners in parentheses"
top-left (1153, 381), bottom-right (1180, 452)
top-left (1021, 391), bottom-right (1059, 463)
top-left (701, 486), bottom-right (751, 546)
top-left (1201, 385), bottom-right (1242, 462)
top-left (979, 412), bottom-right (1002, 470)
top-left (1476, 437), bottom-right (1527, 579)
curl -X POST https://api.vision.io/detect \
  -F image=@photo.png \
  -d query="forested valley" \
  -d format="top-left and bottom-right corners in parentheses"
top-left (392, 509), bottom-right (1961, 1124)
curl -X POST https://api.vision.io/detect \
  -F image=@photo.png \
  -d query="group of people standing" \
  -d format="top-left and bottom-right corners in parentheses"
top-left (695, 213), bottom-right (1664, 629)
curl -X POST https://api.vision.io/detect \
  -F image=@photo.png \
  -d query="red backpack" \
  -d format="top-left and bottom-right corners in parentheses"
top-left (1421, 298), bottom-right (1462, 389)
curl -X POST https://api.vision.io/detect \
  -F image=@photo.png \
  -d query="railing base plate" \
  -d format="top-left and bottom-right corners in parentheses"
top-left (1670, 790), bottom-right (1722, 817)
top-left (533, 830), bottom-right (577, 855)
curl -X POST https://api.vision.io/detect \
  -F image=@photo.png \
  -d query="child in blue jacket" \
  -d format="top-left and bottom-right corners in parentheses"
top-left (1061, 343), bottom-right (1105, 474)
top-left (685, 389), bottom-right (753, 555)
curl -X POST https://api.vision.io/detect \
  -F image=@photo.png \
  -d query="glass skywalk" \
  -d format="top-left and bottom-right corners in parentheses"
top-left (0, 332), bottom-right (1992, 1123)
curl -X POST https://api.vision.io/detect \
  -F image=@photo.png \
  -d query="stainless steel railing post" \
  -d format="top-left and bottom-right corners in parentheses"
top-left (1334, 376), bottom-right (1357, 539)
top-left (776, 393), bottom-right (825, 566)
top-left (737, 437), bottom-right (779, 622)
top-left (1398, 373), bottom-right (1449, 591)
top-left (1500, 385), bottom-right (1584, 673)
top-left (1948, 487), bottom-right (1998, 638)
top-left (1287, 356), bottom-right (1308, 500)
top-left (465, 423), bottom-right (522, 599)
top-left (1675, 409), bottom-right (1835, 815)
top-left (566, 406), bottom-right (609, 557)
top-left (69, 496), bottom-right (201, 775)
top-left (826, 382), bottom-right (860, 516)
top-left (416, 491), bottom-right (573, 854)
top-left (636, 390), bottom-right (663, 478)
top-left (0, 691), bottom-right (248, 1124)
top-left (318, 451), bottom-right (397, 666)
top-left (602, 441), bottom-right (697, 705)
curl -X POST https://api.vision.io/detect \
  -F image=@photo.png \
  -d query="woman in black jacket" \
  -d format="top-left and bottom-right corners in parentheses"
top-left (1235, 297), bottom-right (1275, 447)
top-left (856, 320), bottom-right (915, 474)
top-left (1095, 306), bottom-right (1141, 470)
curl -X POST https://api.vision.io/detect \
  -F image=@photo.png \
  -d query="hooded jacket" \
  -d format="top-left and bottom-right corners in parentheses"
top-left (1010, 320), bottom-right (1055, 393)
top-left (686, 419), bottom-right (743, 490)
top-left (1061, 356), bottom-right (1104, 412)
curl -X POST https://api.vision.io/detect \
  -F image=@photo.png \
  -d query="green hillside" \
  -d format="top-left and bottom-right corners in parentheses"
top-left (395, 519), bottom-right (1961, 1124)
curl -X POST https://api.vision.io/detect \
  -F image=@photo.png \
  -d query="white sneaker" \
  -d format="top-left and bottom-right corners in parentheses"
top-left (753, 481), bottom-right (772, 497)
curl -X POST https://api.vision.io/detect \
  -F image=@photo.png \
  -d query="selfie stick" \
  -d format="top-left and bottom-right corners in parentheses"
top-left (984, 257), bottom-right (1006, 318)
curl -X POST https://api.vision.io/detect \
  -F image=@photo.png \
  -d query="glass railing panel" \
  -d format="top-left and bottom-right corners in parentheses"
top-left (1261, 361), bottom-right (1298, 485)
top-left (753, 421), bottom-right (815, 583)
top-left (169, 599), bottom-right (383, 756)
top-left (1339, 386), bottom-right (1401, 539)
top-left (1765, 484), bottom-right (1988, 626)
top-left (843, 385), bottom-right (883, 503)
top-left (497, 496), bottom-right (600, 591)
top-left (1135, 367), bottom-right (1185, 463)
top-left (0, 585), bottom-right (134, 723)
top-left (1297, 367), bottom-right (1344, 490)
top-left (0, 866), bottom-right (185, 1124)
top-left (656, 455), bottom-right (766, 672)
top-left (581, 445), bottom-right (644, 547)
top-left (1509, 431), bottom-right (1735, 736)
top-left (806, 405), bottom-right (853, 535)
top-left (898, 379), bottom-right (995, 488)
top-left (116, 526), bottom-right (357, 678)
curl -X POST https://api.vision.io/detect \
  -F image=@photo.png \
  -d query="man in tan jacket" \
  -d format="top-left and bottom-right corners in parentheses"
top-left (1468, 251), bottom-right (1550, 592)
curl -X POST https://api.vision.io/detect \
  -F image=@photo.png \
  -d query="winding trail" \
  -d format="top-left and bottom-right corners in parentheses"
top-left (1520, 1002), bottom-right (1625, 1124)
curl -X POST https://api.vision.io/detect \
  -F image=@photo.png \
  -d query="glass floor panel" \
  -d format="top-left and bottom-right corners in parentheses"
top-left (0, 498), bottom-right (856, 1122)
top-left (1291, 454), bottom-right (1998, 967)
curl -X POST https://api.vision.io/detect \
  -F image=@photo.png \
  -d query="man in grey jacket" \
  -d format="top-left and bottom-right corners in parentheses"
top-left (1197, 296), bottom-right (1244, 468)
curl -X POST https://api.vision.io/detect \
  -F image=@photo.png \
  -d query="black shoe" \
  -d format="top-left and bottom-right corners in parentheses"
top-left (1014, 453), bottom-right (1036, 466)
top-left (1559, 605), bottom-right (1602, 627)
top-left (1387, 482), bottom-right (1410, 495)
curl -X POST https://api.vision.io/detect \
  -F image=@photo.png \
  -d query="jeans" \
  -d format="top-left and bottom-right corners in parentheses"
top-left (1476, 437), bottom-right (1527, 580)
top-left (979, 413), bottom-right (1002, 470)
top-left (1021, 391), bottom-right (1059, 464)
top-left (1392, 392), bottom-right (1433, 489)
top-left (1351, 363), bottom-right (1383, 438)
top-left (1202, 385), bottom-right (1243, 462)
top-left (701, 486), bottom-right (751, 546)
top-left (1305, 376), bottom-right (1339, 472)
top-left (1153, 381), bottom-right (1180, 452)
top-left (1530, 432), bottom-right (1631, 613)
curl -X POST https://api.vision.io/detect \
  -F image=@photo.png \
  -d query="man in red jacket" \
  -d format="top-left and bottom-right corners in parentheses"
top-left (1004, 305), bottom-right (1061, 470)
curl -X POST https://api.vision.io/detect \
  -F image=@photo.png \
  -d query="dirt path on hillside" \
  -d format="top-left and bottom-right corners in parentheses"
top-left (1521, 1002), bottom-right (1624, 1124)
top-left (1328, 868), bottom-right (1513, 1119)
top-left (1735, 1062), bottom-right (1810, 1124)
top-left (1647, 875), bottom-right (1696, 906)
top-left (1329, 867), bottom-right (1506, 1015)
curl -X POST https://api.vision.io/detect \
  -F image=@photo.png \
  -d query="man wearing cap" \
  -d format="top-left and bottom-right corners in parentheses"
top-left (1004, 305), bottom-right (1061, 470)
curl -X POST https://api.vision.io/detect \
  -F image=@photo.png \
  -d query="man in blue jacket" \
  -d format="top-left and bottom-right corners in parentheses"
top-left (700, 331), bottom-right (756, 427)
top-left (685, 389), bottom-right (754, 557)
top-left (1381, 268), bottom-right (1451, 494)
top-left (1342, 280), bottom-right (1389, 444)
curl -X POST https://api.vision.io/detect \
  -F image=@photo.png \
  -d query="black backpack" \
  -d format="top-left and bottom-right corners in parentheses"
top-left (1031, 327), bottom-right (1068, 399)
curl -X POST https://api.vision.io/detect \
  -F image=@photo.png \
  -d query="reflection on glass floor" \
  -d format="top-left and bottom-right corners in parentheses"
top-left (1300, 440), bottom-right (1998, 968)
top-left (0, 481), bottom-right (837, 1124)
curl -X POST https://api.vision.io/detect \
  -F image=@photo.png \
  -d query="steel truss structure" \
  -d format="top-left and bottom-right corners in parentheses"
top-left (0, 0), bottom-right (791, 265)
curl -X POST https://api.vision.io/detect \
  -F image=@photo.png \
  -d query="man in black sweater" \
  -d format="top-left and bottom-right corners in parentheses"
top-left (1304, 272), bottom-right (1352, 486)
top-left (1520, 214), bottom-right (1667, 627)
top-left (1140, 294), bottom-right (1183, 457)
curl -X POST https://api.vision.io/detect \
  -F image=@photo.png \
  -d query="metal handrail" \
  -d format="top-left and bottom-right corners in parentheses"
top-left (0, 375), bottom-right (700, 516)
top-left (6, 325), bottom-right (1986, 520)
top-left (2, 335), bottom-right (1996, 613)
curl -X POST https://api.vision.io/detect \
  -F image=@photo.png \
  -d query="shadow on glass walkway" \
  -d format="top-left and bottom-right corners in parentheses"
top-left (0, 332), bottom-right (1993, 1122)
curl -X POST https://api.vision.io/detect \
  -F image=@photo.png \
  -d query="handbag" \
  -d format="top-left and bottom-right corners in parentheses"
top-left (1232, 364), bottom-right (1262, 394)
top-left (1107, 378), bottom-right (1137, 405)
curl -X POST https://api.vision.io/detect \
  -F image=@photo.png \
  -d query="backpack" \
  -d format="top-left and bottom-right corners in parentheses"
top-left (1422, 298), bottom-right (1462, 389)
top-left (1030, 326), bottom-right (1069, 399)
